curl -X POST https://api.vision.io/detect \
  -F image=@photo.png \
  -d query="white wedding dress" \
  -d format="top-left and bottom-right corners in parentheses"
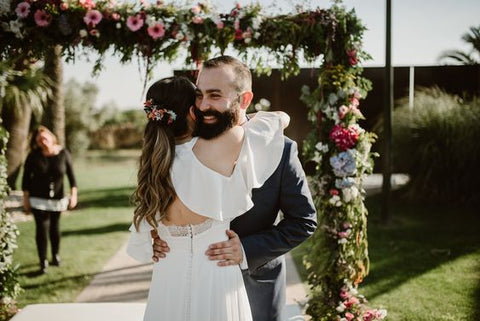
top-left (127, 112), bottom-right (285, 321)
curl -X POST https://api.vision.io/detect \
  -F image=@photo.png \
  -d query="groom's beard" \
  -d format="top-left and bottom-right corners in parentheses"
top-left (193, 106), bottom-right (239, 140)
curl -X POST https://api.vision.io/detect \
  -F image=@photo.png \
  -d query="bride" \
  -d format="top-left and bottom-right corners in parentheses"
top-left (127, 75), bottom-right (288, 321)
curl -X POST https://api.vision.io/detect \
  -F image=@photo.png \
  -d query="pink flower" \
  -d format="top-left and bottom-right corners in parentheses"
top-left (84, 10), bottom-right (103, 27)
top-left (111, 12), bottom-right (120, 21)
top-left (192, 16), bottom-right (204, 24)
top-left (343, 222), bottom-right (352, 229)
top-left (363, 311), bottom-right (374, 321)
top-left (338, 105), bottom-right (349, 119)
top-left (329, 189), bottom-right (339, 196)
top-left (79, 0), bottom-right (96, 10)
top-left (156, 0), bottom-right (164, 7)
top-left (191, 5), bottom-right (201, 14)
top-left (235, 29), bottom-right (243, 40)
top-left (345, 312), bottom-right (355, 321)
top-left (60, 2), bottom-right (69, 10)
top-left (126, 14), bottom-right (144, 32)
top-left (147, 22), bottom-right (165, 40)
top-left (34, 9), bottom-right (52, 27)
top-left (340, 291), bottom-right (349, 299)
top-left (234, 18), bottom-right (240, 30)
top-left (329, 124), bottom-right (359, 151)
top-left (347, 49), bottom-right (358, 66)
top-left (350, 96), bottom-right (360, 108)
top-left (216, 21), bottom-right (224, 29)
top-left (89, 29), bottom-right (100, 37)
top-left (338, 231), bottom-right (349, 238)
top-left (236, 3), bottom-right (242, 9)
top-left (15, 2), bottom-right (30, 18)
top-left (344, 296), bottom-right (360, 309)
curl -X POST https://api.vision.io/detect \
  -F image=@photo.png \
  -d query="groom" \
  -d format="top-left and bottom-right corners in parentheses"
top-left (152, 55), bottom-right (317, 321)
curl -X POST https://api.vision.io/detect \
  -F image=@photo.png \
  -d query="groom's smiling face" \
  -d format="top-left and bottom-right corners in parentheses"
top-left (193, 66), bottom-right (243, 139)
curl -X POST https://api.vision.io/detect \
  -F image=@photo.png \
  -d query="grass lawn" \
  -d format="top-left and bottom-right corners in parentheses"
top-left (13, 150), bottom-right (140, 307)
top-left (291, 191), bottom-right (480, 321)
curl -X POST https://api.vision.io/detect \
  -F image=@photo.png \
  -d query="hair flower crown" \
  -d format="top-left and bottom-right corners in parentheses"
top-left (143, 99), bottom-right (177, 125)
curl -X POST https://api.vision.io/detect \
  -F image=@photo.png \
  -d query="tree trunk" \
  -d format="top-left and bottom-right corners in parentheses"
top-left (2, 104), bottom-right (32, 190)
top-left (43, 45), bottom-right (65, 146)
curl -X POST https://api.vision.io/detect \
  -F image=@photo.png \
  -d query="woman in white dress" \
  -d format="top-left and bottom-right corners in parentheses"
top-left (127, 76), bottom-right (288, 321)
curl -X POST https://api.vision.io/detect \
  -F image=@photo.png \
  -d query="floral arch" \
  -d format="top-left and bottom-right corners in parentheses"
top-left (0, 0), bottom-right (385, 320)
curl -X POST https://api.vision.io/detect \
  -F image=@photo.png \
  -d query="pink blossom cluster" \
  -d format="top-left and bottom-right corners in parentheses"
top-left (338, 91), bottom-right (363, 120)
top-left (329, 124), bottom-right (359, 151)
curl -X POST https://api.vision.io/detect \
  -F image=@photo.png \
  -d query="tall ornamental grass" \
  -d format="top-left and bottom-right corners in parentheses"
top-left (392, 87), bottom-right (480, 204)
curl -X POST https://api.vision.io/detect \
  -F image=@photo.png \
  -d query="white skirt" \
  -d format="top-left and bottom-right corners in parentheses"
top-left (143, 219), bottom-right (252, 321)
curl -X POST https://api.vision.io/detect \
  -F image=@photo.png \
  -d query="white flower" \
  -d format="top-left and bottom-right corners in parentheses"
top-left (329, 195), bottom-right (342, 207)
top-left (251, 16), bottom-right (262, 29)
top-left (328, 92), bottom-right (338, 105)
top-left (336, 302), bottom-right (346, 312)
top-left (340, 318), bottom-right (348, 321)
top-left (342, 186), bottom-right (358, 203)
top-left (79, 29), bottom-right (88, 38)
top-left (254, 31), bottom-right (261, 39)
top-left (338, 238), bottom-right (347, 244)
top-left (175, 31), bottom-right (185, 40)
top-left (9, 19), bottom-right (23, 38)
top-left (378, 309), bottom-right (388, 318)
top-left (0, 0), bottom-right (11, 16)
top-left (145, 16), bottom-right (156, 27)
top-left (315, 142), bottom-right (329, 153)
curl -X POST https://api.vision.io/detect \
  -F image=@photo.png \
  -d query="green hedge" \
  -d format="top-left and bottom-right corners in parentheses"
top-left (392, 87), bottom-right (480, 204)
top-left (0, 126), bottom-right (21, 321)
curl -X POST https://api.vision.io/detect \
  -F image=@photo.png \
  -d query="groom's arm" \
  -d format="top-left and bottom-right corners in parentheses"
top-left (240, 140), bottom-right (317, 271)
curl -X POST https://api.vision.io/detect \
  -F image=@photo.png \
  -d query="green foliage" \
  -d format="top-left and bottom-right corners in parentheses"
top-left (0, 126), bottom-right (21, 321)
top-left (392, 87), bottom-right (480, 204)
top-left (63, 79), bottom-right (102, 154)
top-left (0, 60), bottom-right (51, 117)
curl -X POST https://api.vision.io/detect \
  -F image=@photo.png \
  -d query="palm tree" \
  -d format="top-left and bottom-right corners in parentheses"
top-left (439, 25), bottom-right (480, 65)
top-left (0, 59), bottom-right (51, 189)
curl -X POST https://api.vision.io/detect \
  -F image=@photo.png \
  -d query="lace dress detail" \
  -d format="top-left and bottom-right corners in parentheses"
top-left (165, 218), bottom-right (214, 237)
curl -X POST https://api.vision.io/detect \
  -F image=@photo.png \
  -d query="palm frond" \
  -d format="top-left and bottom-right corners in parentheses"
top-left (438, 49), bottom-right (477, 65)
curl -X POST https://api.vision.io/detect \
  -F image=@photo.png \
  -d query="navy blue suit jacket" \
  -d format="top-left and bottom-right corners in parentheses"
top-left (230, 137), bottom-right (317, 321)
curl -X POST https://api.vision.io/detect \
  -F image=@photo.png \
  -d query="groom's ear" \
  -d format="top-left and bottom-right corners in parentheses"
top-left (240, 91), bottom-right (253, 110)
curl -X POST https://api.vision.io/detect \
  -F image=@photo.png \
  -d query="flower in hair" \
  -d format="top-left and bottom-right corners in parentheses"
top-left (143, 99), bottom-right (177, 124)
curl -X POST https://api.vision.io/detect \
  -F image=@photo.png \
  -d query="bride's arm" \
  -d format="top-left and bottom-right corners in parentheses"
top-left (126, 224), bottom-right (155, 263)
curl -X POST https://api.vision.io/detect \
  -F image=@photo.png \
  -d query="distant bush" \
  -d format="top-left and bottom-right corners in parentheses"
top-left (89, 110), bottom-right (145, 150)
top-left (391, 87), bottom-right (480, 204)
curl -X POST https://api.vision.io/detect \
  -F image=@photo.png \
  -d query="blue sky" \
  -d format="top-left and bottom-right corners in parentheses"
top-left (62, 0), bottom-right (480, 109)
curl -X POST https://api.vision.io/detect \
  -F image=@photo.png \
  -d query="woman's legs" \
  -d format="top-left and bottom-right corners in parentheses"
top-left (32, 209), bottom-right (50, 272)
top-left (49, 211), bottom-right (61, 265)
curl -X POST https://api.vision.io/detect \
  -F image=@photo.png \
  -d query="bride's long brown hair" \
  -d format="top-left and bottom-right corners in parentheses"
top-left (133, 77), bottom-right (196, 231)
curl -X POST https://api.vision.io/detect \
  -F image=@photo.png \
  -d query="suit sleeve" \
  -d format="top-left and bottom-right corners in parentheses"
top-left (240, 141), bottom-right (317, 271)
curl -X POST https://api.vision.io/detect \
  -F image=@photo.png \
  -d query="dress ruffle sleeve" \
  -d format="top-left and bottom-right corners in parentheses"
top-left (171, 111), bottom-right (285, 221)
top-left (126, 220), bottom-right (155, 263)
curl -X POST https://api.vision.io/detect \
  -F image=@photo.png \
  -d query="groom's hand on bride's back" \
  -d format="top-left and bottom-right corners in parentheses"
top-left (206, 230), bottom-right (243, 267)
top-left (151, 229), bottom-right (170, 262)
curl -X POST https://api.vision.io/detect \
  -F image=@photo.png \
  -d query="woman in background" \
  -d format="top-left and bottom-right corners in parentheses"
top-left (22, 126), bottom-right (77, 274)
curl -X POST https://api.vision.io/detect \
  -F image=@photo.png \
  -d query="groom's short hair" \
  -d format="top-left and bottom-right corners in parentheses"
top-left (203, 56), bottom-right (252, 93)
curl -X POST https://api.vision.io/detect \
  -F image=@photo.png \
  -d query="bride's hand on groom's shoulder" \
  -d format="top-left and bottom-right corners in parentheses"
top-left (151, 229), bottom-right (170, 262)
top-left (206, 230), bottom-right (243, 267)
